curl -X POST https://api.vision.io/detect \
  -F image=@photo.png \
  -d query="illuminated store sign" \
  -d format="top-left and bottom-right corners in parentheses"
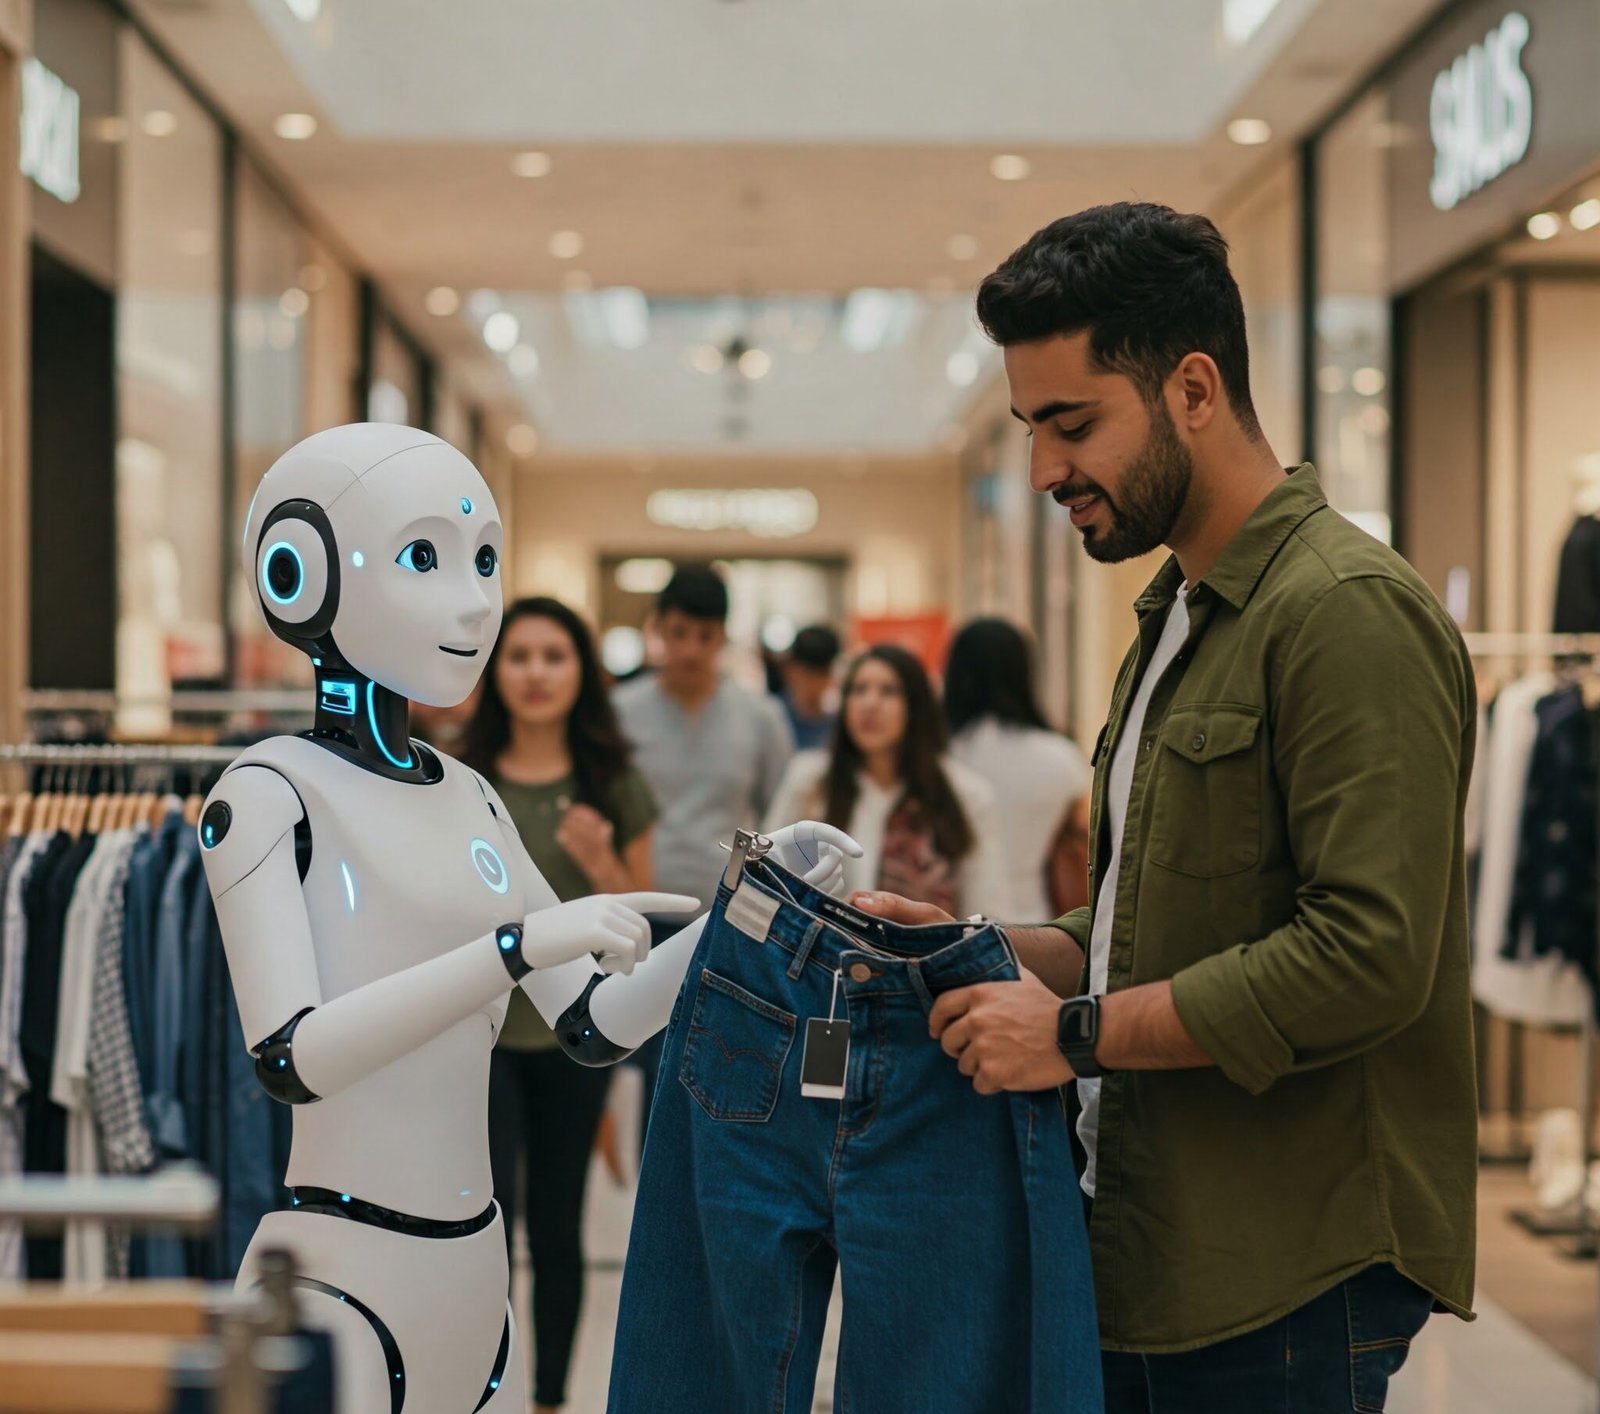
top-left (646, 488), bottom-right (819, 539)
top-left (1429, 11), bottom-right (1532, 212)
top-left (19, 58), bottom-right (81, 204)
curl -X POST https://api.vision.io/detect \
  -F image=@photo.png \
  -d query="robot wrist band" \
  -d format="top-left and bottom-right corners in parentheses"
top-left (253, 1007), bottom-right (322, 1104)
top-left (494, 922), bottom-right (532, 982)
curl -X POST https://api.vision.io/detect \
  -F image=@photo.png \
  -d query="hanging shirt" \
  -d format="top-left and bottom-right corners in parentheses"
top-left (1079, 588), bottom-right (1190, 1198)
top-left (0, 833), bottom-right (50, 1279)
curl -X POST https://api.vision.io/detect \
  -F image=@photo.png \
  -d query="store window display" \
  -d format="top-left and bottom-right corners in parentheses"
top-left (199, 423), bottom-right (852, 1412)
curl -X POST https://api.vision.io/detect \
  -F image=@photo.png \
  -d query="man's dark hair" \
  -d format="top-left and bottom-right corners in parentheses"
top-left (976, 202), bottom-right (1261, 439)
top-left (789, 625), bottom-right (841, 672)
top-left (657, 563), bottom-right (729, 623)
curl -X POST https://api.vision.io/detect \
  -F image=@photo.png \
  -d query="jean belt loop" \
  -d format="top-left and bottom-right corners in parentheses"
top-left (787, 918), bottom-right (824, 980)
top-left (907, 959), bottom-right (935, 1014)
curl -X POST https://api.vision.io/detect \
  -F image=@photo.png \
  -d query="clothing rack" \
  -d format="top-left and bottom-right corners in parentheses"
top-left (22, 690), bottom-right (308, 717)
top-left (1462, 629), bottom-right (1600, 1363)
top-left (0, 743), bottom-right (243, 769)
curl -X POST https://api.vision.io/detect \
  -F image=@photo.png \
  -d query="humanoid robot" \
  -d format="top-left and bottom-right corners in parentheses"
top-left (197, 423), bottom-right (857, 1413)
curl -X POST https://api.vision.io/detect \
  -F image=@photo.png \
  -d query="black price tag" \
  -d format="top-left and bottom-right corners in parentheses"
top-left (801, 1020), bottom-right (849, 1100)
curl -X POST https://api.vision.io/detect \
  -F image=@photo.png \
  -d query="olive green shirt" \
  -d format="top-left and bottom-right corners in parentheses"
top-left (1054, 465), bottom-right (1477, 1353)
top-left (493, 767), bottom-right (659, 1050)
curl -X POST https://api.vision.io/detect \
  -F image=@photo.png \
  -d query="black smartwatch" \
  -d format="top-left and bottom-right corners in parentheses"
top-left (1057, 996), bottom-right (1110, 1079)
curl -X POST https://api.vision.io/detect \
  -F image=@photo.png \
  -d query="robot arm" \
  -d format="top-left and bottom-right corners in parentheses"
top-left (200, 766), bottom-right (674, 1102)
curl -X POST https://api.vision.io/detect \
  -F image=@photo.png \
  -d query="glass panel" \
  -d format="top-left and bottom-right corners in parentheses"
top-left (1315, 89), bottom-right (1393, 542)
top-left (115, 28), bottom-right (223, 734)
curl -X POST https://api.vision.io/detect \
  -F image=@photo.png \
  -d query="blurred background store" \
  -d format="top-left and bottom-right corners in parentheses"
top-left (5, 0), bottom-right (1600, 1410)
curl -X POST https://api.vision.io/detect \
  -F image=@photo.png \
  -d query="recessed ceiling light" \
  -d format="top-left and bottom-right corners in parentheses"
top-left (990, 154), bottom-right (1032, 181)
top-left (482, 311), bottom-right (520, 353)
top-left (425, 286), bottom-right (460, 317)
top-left (506, 424), bottom-right (540, 456)
top-left (548, 230), bottom-right (586, 260)
top-left (946, 234), bottom-right (979, 262)
top-left (141, 110), bottom-right (177, 138)
top-left (274, 113), bottom-right (318, 141)
top-left (1351, 366), bottom-right (1387, 397)
top-left (946, 350), bottom-right (980, 387)
top-left (689, 344), bottom-right (725, 375)
top-left (512, 151), bottom-right (553, 179)
top-left (508, 344), bottom-right (541, 378)
top-left (1570, 199), bottom-right (1600, 231)
top-left (1527, 211), bottom-right (1562, 240)
top-left (1227, 118), bottom-right (1272, 146)
top-left (738, 348), bottom-right (772, 380)
top-left (279, 288), bottom-right (310, 318)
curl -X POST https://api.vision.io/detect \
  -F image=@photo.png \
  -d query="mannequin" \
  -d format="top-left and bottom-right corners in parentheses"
top-left (198, 424), bottom-right (858, 1413)
top-left (1553, 453), bottom-right (1600, 635)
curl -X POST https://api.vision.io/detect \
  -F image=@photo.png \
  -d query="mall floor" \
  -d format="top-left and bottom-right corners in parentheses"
top-left (525, 1076), bottom-right (1599, 1413)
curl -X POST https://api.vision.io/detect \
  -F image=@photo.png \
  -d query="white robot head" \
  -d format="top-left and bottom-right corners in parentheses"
top-left (243, 423), bottom-right (505, 707)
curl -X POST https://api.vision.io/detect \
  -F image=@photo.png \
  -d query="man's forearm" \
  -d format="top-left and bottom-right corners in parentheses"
top-left (1005, 926), bottom-right (1084, 999)
top-left (1099, 981), bottom-right (1214, 1071)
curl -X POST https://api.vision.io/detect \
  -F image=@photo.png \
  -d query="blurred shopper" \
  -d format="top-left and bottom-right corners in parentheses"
top-left (777, 623), bottom-right (842, 750)
top-left (461, 597), bottom-right (659, 1414)
top-left (614, 564), bottom-right (794, 1122)
top-left (856, 203), bottom-right (1475, 1412)
top-left (768, 644), bottom-right (1013, 919)
top-left (945, 617), bottom-right (1090, 921)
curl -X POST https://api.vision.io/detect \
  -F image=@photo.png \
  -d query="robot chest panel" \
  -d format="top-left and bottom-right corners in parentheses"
top-left (297, 769), bottom-right (517, 985)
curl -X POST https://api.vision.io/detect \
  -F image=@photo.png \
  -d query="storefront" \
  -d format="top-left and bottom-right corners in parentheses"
top-left (13, 0), bottom-right (471, 729)
top-left (1306, 0), bottom-right (1600, 633)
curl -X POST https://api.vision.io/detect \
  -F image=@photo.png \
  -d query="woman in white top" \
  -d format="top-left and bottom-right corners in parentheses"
top-left (766, 644), bottom-right (1013, 920)
top-left (944, 618), bottom-right (1091, 922)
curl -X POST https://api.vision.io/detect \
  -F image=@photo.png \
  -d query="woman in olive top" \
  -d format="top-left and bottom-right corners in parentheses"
top-left (461, 597), bottom-right (658, 1414)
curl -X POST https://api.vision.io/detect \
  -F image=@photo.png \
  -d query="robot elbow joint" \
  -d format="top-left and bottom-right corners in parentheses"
top-left (252, 1007), bottom-right (323, 1104)
top-left (555, 976), bottom-right (636, 1068)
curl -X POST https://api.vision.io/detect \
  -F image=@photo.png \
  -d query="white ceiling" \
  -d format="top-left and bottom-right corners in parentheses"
top-left (129, 0), bottom-right (1446, 456)
top-left (246, 0), bottom-right (1320, 145)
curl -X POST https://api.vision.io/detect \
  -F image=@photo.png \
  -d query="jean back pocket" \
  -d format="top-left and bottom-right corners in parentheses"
top-left (679, 968), bottom-right (797, 1122)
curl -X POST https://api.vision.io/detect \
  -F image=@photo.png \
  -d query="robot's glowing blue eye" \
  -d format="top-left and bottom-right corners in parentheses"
top-left (351, 551), bottom-right (365, 568)
top-left (475, 545), bottom-right (498, 578)
top-left (263, 541), bottom-right (304, 605)
top-left (396, 539), bottom-right (437, 573)
top-left (461, 497), bottom-right (473, 515)
top-left (472, 839), bottom-right (510, 895)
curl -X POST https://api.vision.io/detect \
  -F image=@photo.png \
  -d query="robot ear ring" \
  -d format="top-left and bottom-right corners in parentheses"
top-left (254, 500), bottom-right (340, 636)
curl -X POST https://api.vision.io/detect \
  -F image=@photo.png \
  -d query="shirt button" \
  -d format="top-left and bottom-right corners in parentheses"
top-left (1191, 733), bottom-right (1207, 751)
top-left (1143, 737), bottom-right (1153, 752)
top-left (849, 962), bottom-right (873, 983)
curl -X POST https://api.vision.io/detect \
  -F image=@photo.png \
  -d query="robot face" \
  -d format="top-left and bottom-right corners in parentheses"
top-left (245, 426), bottom-right (505, 707)
top-left (329, 446), bottom-right (505, 707)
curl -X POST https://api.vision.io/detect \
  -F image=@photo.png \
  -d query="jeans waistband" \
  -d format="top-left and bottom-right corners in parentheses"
top-left (715, 856), bottom-right (1016, 1000)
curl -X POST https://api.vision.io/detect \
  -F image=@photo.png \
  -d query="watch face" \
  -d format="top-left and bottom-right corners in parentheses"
top-left (1060, 1000), bottom-right (1096, 1048)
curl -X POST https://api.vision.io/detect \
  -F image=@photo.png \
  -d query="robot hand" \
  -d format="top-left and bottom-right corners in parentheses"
top-left (765, 821), bottom-right (864, 899)
top-left (521, 892), bottom-right (699, 976)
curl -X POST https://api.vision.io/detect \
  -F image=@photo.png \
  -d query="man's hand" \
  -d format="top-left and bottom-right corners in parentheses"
top-left (850, 890), bottom-right (956, 926)
top-left (929, 970), bottom-right (1073, 1095)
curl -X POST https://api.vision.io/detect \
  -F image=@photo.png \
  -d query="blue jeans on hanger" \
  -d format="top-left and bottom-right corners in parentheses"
top-left (608, 856), bottom-right (1103, 1414)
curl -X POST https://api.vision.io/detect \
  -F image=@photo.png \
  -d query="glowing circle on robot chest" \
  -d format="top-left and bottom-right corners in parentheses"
top-left (470, 838), bottom-right (510, 895)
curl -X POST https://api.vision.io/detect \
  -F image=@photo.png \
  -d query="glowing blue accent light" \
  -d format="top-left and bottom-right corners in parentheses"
top-left (340, 1194), bottom-right (350, 1203)
top-left (262, 541), bottom-right (304, 606)
top-left (311, 657), bottom-right (322, 667)
top-left (352, 550), bottom-right (365, 568)
top-left (367, 681), bottom-right (415, 769)
top-left (498, 930), bottom-right (516, 951)
top-left (202, 824), bottom-right (216, 848)
top-left (472, 839), bottom-right (510, 895)
top-left (319, 680), bottom-right (358, 716)
top-left (490, 1380), bottom-right (500, 1391)
top-left (461, 497), bottom-right (473, 515)
top-left (459, 1188), bottom-right (471, 1198)
top-left (278, 1058), bottom-right (287, 1068)
top-left (341, 861), bottom-right (357, 913)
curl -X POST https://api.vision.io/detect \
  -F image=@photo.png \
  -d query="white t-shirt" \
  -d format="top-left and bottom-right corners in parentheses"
top-left (950, 719), bottom-right (1091, 923)
top-left (765, 751), bottom-right (1016, 920)
top-left (1081, 588), bottom-right (1190, 1197)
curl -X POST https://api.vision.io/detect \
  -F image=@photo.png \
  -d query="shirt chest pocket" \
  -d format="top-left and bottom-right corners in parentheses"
top-left (1145, 706), bottom-right (1263, 879)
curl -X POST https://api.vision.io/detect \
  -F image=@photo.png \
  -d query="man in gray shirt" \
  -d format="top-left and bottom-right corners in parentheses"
top-left (614, 563), bottom-right (794, 1127)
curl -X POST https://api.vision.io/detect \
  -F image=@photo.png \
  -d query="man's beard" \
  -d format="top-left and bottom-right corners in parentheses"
top-left (1075, 400), bottom-right (1195, 564)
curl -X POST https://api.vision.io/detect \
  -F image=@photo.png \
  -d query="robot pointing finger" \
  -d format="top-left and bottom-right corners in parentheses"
top-left (198, 424), bottom-right (860, 1413)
